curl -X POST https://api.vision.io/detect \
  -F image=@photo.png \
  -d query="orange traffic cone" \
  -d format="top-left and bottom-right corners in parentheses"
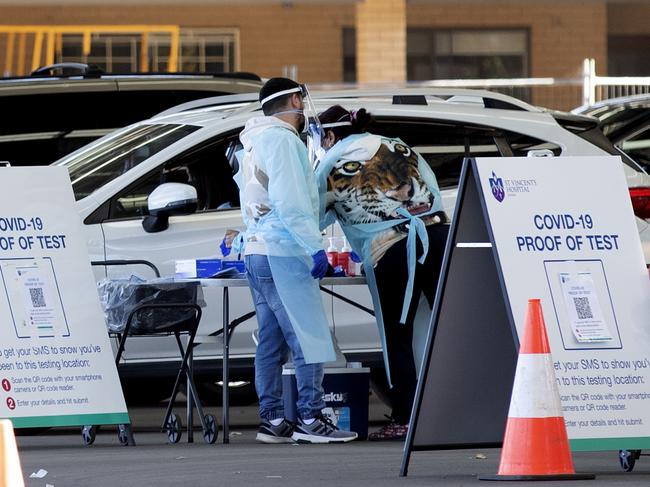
top-left (0, 419), bottom-right (25, 487)
top-left (480, 299), bottom-right (594, 481)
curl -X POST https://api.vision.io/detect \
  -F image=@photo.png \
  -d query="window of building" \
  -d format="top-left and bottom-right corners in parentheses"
top-left (407, 28), bottom-right (529, 80)
top-left (608, 36), bottom-right (650, 76)
top-left (59, 28), bottom-right (239, 73)
top-left (342, 27), bottom-right (356, 83)
top-left (150, 29), bottom-right (238, 73)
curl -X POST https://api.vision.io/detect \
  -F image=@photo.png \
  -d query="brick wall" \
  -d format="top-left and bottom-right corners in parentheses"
top-left (2, 1), bottom-right (645, 110)
top-left (608, 2), bottom-right (650, 35)
top-left (356, 0), bottom-right (406, 83)
top-left (0, 3), bottom-right (355, 83)
top-left (407, 1), bottom-right (607, 109)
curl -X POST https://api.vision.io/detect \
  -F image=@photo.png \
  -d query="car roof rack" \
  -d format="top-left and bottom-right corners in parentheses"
top-left (100, 71), bottom-right (262, 81)
top-left (30, 62), bottom-right (105, 77)
top-left (242, 87), bottom-right (536, 112)
top-left (393, 95), bottom-right (428, 105)
top-left (156, 86), bottom-right (540, 118)
top-left (306, 87), bottom-right (540, 112)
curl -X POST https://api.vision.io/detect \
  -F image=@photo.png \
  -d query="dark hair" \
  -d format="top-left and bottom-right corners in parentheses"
top-left (259, 77), bottom-right (300, 116)
top-left (318, 105), bottom-right (372, 141)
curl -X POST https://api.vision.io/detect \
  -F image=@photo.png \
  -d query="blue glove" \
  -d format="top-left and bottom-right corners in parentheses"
top-left (220, 236), bottom-right (231, 257)
top-left (350, 250), bottom-right (362, 263)
top-left (310, 250), bottom-right (328, 279)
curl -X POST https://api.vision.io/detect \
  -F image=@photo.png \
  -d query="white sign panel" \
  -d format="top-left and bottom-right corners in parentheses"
top-left (0, 167), bottom-right (128, 428)
top-left (476, 156), bottom-right (650, 450)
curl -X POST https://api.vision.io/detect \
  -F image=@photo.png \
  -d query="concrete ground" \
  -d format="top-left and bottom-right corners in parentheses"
top-left (16, 428), bottom-right (650, 487)
top-left (13, 396), bottom-right (650, 486)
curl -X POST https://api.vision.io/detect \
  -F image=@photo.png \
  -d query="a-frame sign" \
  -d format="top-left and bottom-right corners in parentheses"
top-left (401, 156), bottom-right (650, 476)
top-left (0, 167), bottom-right (130, 434)
top-left (400, 158), bottom-right (518, 476)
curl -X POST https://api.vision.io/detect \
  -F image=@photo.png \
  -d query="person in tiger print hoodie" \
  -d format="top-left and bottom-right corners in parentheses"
top-left (315, 105), bottom-right (450, 440)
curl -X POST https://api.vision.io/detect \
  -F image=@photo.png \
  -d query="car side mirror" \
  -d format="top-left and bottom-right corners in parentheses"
top-left (142, 183), bottom-right (198, 233)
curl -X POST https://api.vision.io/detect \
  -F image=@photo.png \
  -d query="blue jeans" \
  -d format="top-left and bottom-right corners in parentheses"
top-left (245, 254), bottom-right (325, 421)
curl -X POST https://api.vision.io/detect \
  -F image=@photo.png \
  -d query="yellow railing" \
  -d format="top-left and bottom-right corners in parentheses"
top-left (1, 25), bottom-right (180, 75)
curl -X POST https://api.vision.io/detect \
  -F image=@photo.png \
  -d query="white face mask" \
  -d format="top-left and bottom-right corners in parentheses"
top-left (271, 108), bottom-right (303, 117)
top-left (271, 109), bottom-right (307, 133)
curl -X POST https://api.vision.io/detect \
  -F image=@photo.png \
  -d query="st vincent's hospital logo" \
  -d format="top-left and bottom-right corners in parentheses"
top-left (489, 171), bottom-right (505, 202)
top-left (487, 171), bottom-right (538, 201)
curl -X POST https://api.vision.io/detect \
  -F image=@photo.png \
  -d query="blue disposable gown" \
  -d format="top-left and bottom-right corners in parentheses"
top-left (237, 116), bottom-right (336, 364)
top-left (315, 133), bottom-right (445, 384)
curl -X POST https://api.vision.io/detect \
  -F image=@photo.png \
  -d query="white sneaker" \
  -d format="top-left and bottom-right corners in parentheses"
top-left (291, 414), bottom-right (358, 444)
top-left (256, 419), bottom-right (295, 444)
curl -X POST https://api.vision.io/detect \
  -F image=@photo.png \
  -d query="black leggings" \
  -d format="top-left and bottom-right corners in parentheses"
top-left (373, 223), bottom-right (449, 424)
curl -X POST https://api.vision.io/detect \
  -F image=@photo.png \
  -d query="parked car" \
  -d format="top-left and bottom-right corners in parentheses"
top-left (0, 63), bottom-right (262, 167)
top-left (52, 88), bottom-right (650, 398)
top-left (573, 95), bottom-right (650, 220)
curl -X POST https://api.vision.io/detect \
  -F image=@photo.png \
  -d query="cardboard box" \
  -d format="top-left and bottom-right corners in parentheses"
top-left (175, 259), bottom-right (222, 278)
top-left (222, 260), bottom-right (246, 273)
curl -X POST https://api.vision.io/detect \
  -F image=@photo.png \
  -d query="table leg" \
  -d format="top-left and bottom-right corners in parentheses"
top-left (222, 286), bottom-right (230, 444)
top-left (187, 343), bottom-right (194, 443)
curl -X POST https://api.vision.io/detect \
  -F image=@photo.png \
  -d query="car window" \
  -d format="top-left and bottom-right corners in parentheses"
top-left (371, 118), bottom-right (559, 189)
top-left (110, 171), bottom-right (163, 220)
top-left (597, 107), bottom-right (650, 140)
top-left (620, 125), bottom-right (650, 172)
top-left (573, 125), bottom-right (644, 172)
top-left (0, 91), bottom-right (118, 135)
top-left (414, 132), bottom-right (500, 189)
top-left (0, 91), bottom-right (121, 166)
top-left (162, 135), bottom-right (241, 213)
top-left (59, 123), bottom-right (200, 201)
top-left (504, 130), bottom-right (562, 157)
top-left (106, 134), bottom-right (241, 221)
top-left (0, 133), bottom-right (100, 167)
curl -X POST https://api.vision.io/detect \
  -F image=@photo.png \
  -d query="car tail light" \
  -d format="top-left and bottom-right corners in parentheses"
top-left (629, 188), bottom-right (650, 219)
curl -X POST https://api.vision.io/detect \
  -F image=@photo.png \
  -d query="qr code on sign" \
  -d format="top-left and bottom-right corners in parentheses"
top-left (29, 287), bottom-right (46, 308)
top-left (573, 296), bottom-right (593, 320)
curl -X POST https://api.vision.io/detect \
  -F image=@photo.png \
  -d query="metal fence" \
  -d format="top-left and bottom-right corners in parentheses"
top-left (402, 58), bottom-right (650, 112)
top-left (582, 58), bottom-right (650, 107)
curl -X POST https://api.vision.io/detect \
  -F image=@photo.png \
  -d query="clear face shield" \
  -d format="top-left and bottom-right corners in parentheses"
top-left (303, 88), bottom-right (326, 167)
top-left (260, 84), bottom-right (324, 167)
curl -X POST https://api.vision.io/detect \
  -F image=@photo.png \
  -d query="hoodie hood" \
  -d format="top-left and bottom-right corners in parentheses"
top-left (336, 133), bottom-right (382, 163)
top-left (240, 115), bottom-right (299, 152)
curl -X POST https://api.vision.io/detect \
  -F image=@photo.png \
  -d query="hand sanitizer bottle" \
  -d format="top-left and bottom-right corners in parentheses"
top-left (338, 238), bottom-right (352, 276)
top-left (326, 237), bottom-right (339, 268)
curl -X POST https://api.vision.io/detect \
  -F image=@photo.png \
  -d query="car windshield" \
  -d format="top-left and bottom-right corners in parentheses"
top-left (57, 123), bottom-right (200, 200)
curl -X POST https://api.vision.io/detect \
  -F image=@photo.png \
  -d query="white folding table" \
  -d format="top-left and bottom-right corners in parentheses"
top-left (191, 275), bottom-right (372, 444)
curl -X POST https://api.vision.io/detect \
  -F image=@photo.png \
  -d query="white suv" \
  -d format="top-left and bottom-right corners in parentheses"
top-left (53, 89), bottom-right (650, 392)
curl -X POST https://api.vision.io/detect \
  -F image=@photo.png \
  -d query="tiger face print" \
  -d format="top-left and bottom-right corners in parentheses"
top-left (326, 139), bottom-right (434, 226)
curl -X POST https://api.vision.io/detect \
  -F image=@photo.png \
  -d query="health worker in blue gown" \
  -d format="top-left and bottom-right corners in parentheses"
top-left (237, 78), bottom-right (357, 445)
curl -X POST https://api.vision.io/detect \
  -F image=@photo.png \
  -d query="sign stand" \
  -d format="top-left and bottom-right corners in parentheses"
top-left (0, 167), bottom-right (130, 440)
top-left (400, 159), bottom-right (518, 476)
top-left (402, 155), bottom-right (650, 476)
